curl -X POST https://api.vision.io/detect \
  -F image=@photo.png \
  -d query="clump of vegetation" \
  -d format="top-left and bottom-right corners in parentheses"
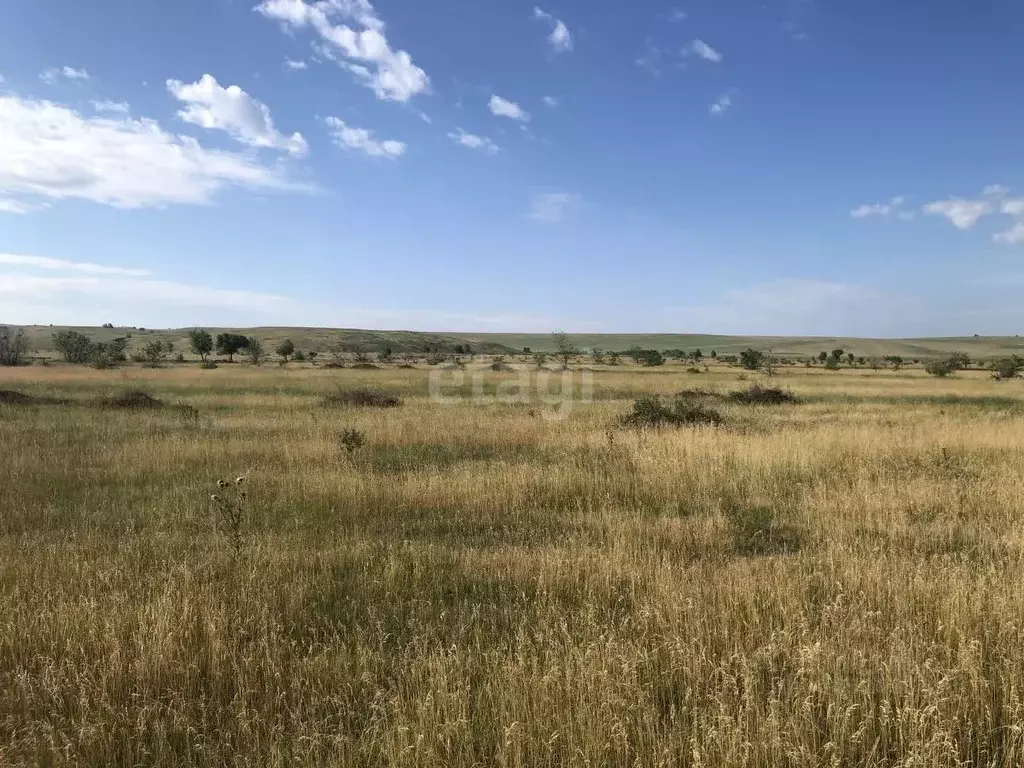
top-left (685, 366), bottom-right (703, 374)
top-left (398, 363), bottom-right (417, 369)
top-left (89, 338), bottom-right (129, 369)
top-left (0, 389), bottom-right (66, 406)
top-left (321, 387), bottom-right (402, 408)
top-left (174, 402), bottom-right (202, 426)
top-left (199, 361), bottom-right (218, 370)
top-left (245, 337), bottom-right (266, 366)
top-left (350, 362), bottom-right (381, 370)
top-left (339, 427), bottom-right (367, 455)
top-left (275, 339), bottom-right (295, 363)
top-left (215, 332), bottom-right (249, 362)
top-left (991, 355), bottom-right (1024, 381)
top-left (96, 390), bottom-right (164, 409)
top-left (0, 326), bottom-right (29, 366)
top-left (725, 503), bottom-right (805, 556)
top-left (490, 360), bottom-right (513, 372)
top-left (925, 359), bottom-right (956, 378)
top-left (620, 395), bottom-right (723, 428)
top-left (728, 385), bottom-right (800, 405)
top-left (188, 329), bottom-right (214, 363)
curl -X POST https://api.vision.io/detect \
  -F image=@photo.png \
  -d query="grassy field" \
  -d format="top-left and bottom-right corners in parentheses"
top-left (4, 361), bottom-right (1024, 766)
top-left (17, 324), bottom-right (1024, 358)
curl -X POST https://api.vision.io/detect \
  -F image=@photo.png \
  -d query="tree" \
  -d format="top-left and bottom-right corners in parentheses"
top-left (52, 330), bottom-right (95, 364)
top-left (215, 332), bottom-right (249, 362)
top-left (991, 356), bottom-right (1024, 381)
top-left (762, 350), bottom-right (779, 377)
top-left (831, 348), bottom-right (845, 361)
top-left (532, 351), bottom-right (547, 369)
top-left (846, 352), bottom-right (855, 365)
top-left (188, 329), bottom-right (213, 362)
top-left (275, 339), bottom-right (295, 363)
top-left (0, 326), bottom-right (28, 366)
top-left (90, 337), bottom-right (128, 369)
top-left (139, 340), bottom-right (169, 368)
top-left (817, 351), bottom-right (828, 364)
top-left (739, 348), bottom-right (765, 371)
top-left (710, 350), bottom-right (717, 359)
top-left (693, 349), bottom-right (703, 362)
top-left (377, 345), bottom-right (393, 363)
top-left (551, 331), bottom-right (578, 370)
top-left (627, 345), bottom-right (644, 364)
top-left (948, 351), bottom-right (971, 371)
top-left (638, 349), bottom-right (665, 366)
top-left (307, 351), bottom-right (319, 363)
top-left (824, 356), bottom-right (840, 371)
top-left (245, 337), bottom-right (266, 366)
top-left (884, 355), bottom-right (904, 371)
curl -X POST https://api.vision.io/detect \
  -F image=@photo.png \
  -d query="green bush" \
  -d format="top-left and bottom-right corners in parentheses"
top-left (620, 395), bottom-right (723, 428)
top-left (322, 387), bottom-right (402, 408)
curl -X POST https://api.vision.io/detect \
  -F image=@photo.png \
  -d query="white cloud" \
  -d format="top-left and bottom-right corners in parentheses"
top-left (533, 7), bottom-right (573, 53)
top-left (41, 66), bottom-right (91, 83)
top-left (668, 8), bottom-right (688, 22)
top-left (542, 95), bottom-right (559, 107)
top-left (255, 0), bottom-right (429, 102)
top-left (167, 74), bottom-right (308, 157)
top-left (528, 192), bottom-right (580, 224)
top-left (91, 100), bottom-right (130, 114)
top-left (851, 195), bottom-right (910, 219)
top-left (922, 198), bottom-right (992, 230)
top-left (448, 129), bottom-right (498, 154)
top-left (325, 116), bottom-right (405, 157)
top-left (691, 40), bottom-right (722, 63)
top-left (0, 253), bottom-right (150, 276)
top-left (0, 94), bottom-right (301, 211)
top-left (0, 199), bottom-right (50, 215)
top-left (285, 58), bottom-right (308, 70)
top-left (709, 93), bottom-right (732, 115)
top-left (1001, 199), bottom-right (1024, 216)
top-left (994, 222), bottom-right (1024, 245)
top-left (489, 94), bottom-right (529, 121)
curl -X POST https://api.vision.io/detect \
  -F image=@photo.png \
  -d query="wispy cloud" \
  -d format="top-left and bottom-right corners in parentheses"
top-left (325, 116), bottom-right (405, 157)
top-left (528, 192), bottom-right (580, 224)
top-left (542, 95), bottom-right (560, 107)
top-left (284, 58), bottom-right (308, 70)
top-left (922, 199), bottom-right (992, 230)
top-left (709, 93), bottom-right (733, 115)
top-left (448, 128), bottom-right (499, 154)
top-left (489, 94), bottom-right (530, 121)
top-left (40, 66), bottom-right (90, 84)
top-left (255, 0), bottom-right (429, 102)
top-left (850, 195), bottom-right (911, 219)
top-left (533, 7), bottom-right (573, 53)
top-left (690, 39), bottom-right (722, 63)
top-left (0, 253), bottom-right (151, 276)
top-left (0, 93), bottom-right (303, 212)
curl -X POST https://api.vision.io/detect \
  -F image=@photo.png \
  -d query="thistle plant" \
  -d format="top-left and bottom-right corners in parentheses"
top-left (210, 476), bottom-right (247, 554)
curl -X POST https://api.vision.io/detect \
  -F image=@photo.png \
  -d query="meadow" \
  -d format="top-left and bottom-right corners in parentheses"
top-left (3, 360), bottom-right (1024, 766)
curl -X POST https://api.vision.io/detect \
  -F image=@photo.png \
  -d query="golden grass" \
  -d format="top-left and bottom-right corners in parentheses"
top-left (3, 362), bottom-right (1024, 766)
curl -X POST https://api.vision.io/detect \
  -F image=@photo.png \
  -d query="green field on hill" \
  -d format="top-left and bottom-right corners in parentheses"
top-left (13, 324), bottom-right (1024, 360)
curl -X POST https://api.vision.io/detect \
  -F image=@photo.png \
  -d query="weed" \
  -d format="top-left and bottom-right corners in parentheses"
top-left (620, 395), bottom-right (723, 428)
top-left (321, 387), bottom-right (402, 408)
top-left (339, 427), bottom-right (367, 454)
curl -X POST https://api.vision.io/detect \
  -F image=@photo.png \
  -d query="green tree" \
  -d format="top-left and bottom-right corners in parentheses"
top-left (991, 356), bottom-right (1024, 381)
top-left (552, 331), bottom-right (578, 370)
top-left (215, 333), bottom-right (249, 362)
top-left (188, 329), bottom-right (213, 362)
top-left (0, 326), bottom-right (28, 366)
top-left (139, 340), bottom-right (169, 368)
top-left (948, 351), bottom-right (971, 370)
top-left (52, 330), bottom-right (95, 364)
top-left (245, 337), bottom-right (266, 366)
top-left (739, 348), bottom-right (765, 371)
top-left (692, 349), bottom-right (703, 362)
top-left (275, 339), bottom-right (295, 363)
top-left (925, 359), bottom-right (955, 377)
top-left (817, 351), bottom-right (828, 363)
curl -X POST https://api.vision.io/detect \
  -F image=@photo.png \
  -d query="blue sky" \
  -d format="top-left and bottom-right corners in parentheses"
top-left (1, 0), bottom-right (1023, 335)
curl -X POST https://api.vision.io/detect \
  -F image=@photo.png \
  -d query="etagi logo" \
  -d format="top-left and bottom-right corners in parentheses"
top-left (427, 365), bottom-right (594, 421)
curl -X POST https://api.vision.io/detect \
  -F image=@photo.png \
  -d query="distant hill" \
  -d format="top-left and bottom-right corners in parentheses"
top-left (10, 325), bottom-right (1024, 360)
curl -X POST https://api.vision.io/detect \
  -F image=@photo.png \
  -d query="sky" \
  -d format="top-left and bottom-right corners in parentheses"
top-left (1, 0), bottom-right (1024, 336)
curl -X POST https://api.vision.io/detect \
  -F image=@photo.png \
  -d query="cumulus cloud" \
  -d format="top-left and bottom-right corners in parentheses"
top-left (448, 129), bottom-right (499, 154)
top-left (40, 66), bottom-right (90, 83)
top-left (255, 0), bottom-right (428, 102)
top-left (325, 116), bottom-right (405, 157)
top-left (922, 198), bottom-right (992, 230)
top-left (167, 74), bottom-right (308, 157)
top-left (0, 93), bottom-right (301, 212)
top-left (528, 192), bottom-right (580, 224)
top-left (489, 94), bottom-right (529, 121)
top-left (533, 7), bottom-right (573, 53)
top-left (690, 40), bottom-right (722, 62)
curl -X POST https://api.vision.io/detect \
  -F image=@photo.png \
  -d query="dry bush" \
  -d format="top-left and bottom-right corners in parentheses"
top-left (619, 394), bottom-right (723, 428)
top-left (727, 384), bottom-right (800, 405)
top-left (321, 386), bottom-right (402, 408)
top-left (95, 390), bottom-right (164, 409)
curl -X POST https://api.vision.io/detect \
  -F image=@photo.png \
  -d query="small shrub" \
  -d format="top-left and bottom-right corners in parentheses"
top-left (620, 395), bottom-right (723, 428)
top-left (728, 385), bottom-right (799, 405)
top-left (322, 362), bottom-right (346, 370)
top-left (321, 387), bottom-right (402, 408)
top-left (0, 390), bottom-right (66, 406)
top-left (200, 361), bottom-right (218, 370)
top-left (685, 366), bottom-right (703, 374)
top-left (725, 503), bottom-right (805, 556)
top-left (925, 359), bottom-right (955, 378)
top-left (174, 402), bottom-right (202, 426)
top-left (398, 363), bottom-right (417, 369)
top-left (96, 390), bottom-right (164, 409)
top-left (490, 361), bottom-right (513, 372)
top-left (0, 326), bottom-right (29, 366)
top-left (339, 427), bottom-right (367, 454)
top-left (350, 362), bottom-right (381, 370)
top-left (739, 348), bottom-right (765, 371)
top-left (425, 354), bottom-right (446, 366)
top-left (991, 356), bottom-right (1024, 381)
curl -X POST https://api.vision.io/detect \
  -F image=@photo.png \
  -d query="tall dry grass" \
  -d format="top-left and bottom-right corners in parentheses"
top-left (2, 363), bottom-right (1024, 766)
